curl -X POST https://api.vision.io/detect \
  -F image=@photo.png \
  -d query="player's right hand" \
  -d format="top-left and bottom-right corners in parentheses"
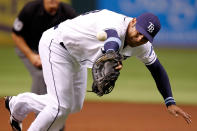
top-left (115, 62), bottom-right (123, 70)
top-left (167, 104), bottom-right (192, 124)
top-left (28, 53), bottom-right (42, 68)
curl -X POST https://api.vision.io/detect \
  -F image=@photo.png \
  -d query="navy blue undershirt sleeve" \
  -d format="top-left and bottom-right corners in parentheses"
top-left (104, 29), bottom-right (121, 52)
top-left (146, 58), bottom-right (176, 107)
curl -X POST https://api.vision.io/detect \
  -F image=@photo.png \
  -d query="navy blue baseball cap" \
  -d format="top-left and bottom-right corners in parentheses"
top-left (136, 13), bottom-right (161, 43)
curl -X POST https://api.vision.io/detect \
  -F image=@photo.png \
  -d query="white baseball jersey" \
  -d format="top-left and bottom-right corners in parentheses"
top-left (54, 9), bottom-right (157, 68)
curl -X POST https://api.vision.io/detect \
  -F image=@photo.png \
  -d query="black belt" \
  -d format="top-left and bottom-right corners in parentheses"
top-left (60, 42), bottom-right (67, 50)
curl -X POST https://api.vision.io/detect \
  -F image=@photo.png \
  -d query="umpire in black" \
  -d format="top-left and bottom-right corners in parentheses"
top-left (12, 0), bottom-right (76, 130)
top-left (12, 0), bottom-right (76, 94)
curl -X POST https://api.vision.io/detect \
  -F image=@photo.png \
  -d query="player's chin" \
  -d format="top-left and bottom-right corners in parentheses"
top-left (48, 9), bottom-right (57, 15)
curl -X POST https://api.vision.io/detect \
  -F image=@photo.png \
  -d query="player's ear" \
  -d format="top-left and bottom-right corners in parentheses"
top-left (130, 18), bottom-right (137, 27)
top-left (132, 18), bottom-right (137, 24)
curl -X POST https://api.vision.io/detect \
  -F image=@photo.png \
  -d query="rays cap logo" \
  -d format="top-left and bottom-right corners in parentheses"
top-left (136, 13), bottom-right (161, 43)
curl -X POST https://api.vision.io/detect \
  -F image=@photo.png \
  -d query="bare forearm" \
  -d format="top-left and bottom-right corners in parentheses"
top-left (11, 33), bottom-right (33, 59)
top-left (12, 33), bottom-right (41, 67)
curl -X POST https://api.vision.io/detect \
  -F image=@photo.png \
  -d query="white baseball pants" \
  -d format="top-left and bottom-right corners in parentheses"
top-left (9, 28), bottom-right (87, 131)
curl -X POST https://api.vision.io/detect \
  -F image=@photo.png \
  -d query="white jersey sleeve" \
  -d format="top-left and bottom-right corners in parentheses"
top-left (120, 42), bottom-right (157, 65)
top-left (135, 42), bottom-right (157, 65)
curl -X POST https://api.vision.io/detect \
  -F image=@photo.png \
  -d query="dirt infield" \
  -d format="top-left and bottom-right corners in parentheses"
top-left (0, 99), bottom-right (197, 131)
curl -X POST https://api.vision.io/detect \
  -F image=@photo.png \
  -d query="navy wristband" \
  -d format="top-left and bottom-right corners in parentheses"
top-left (165, 97), bottom-right (176, 107)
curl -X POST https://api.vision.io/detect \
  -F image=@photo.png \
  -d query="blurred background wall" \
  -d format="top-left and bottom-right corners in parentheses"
top-left (96, 0), bottom-right (197, 47)
top-left (0, 0), bottom-right (197, 47)
top-left (0, 0), bottom-right (30, 45)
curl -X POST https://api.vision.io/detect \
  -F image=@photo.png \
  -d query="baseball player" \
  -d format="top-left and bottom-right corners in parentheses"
top-left (5, 9), bottom-right (191, 131)
top-left (12, 0), bottom-right (76, 95)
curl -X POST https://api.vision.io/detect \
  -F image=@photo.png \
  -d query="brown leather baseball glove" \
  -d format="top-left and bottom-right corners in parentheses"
top-left (89, 51), bottom-right (123, 96)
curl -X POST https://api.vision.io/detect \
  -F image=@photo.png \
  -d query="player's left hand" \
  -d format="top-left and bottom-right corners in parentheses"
top-left (90, 51), bottom-right (123, 96)
top-left (167, 104), bottom-right (192, 124)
